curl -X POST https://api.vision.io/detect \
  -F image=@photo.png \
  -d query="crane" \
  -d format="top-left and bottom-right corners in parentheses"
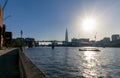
top-left (2, 0), bottom-right (11, 21)
top-left (4, 15), bottom-right (11, 21)
top-left (94, 32), bottom-right (97, 42)
top-left (2, 0), bottom-right (8, 11)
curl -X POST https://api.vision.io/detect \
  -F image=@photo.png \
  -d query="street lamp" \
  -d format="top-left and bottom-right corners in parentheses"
top-left (20, 30), bottom-right (23, 39)
top-left (20, 30), bottom-right (23, 51)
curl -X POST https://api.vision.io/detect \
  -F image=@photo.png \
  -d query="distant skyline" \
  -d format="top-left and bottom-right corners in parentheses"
top-left (1, 0), bottom-right (120, 41)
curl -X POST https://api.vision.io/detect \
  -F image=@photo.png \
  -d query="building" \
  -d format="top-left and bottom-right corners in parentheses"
top-left (111, 34), bottom-right (120, 41)
top-left (4, 32), bottom-right (12, 46)
top-left (63, 28), bottom-right (69, 46)
top-left (103, 37), bottom-right (110, 42)
top-left (71, 38), bottom-right (80, 46)
top-left (97, 37), bottom-right (110, 47)
top-left (0, 5), bottom-right (4, 48)
top-left (25, 38), bottom-right (35, 48)
top-left (71, 38), bottom-right (89, 46)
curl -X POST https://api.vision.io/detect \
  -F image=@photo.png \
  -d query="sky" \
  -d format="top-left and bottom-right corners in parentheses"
top-left (1, 0), bottom-right (120, 41)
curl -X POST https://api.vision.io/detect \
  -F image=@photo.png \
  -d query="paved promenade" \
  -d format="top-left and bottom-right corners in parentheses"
top-left (0, 48), bottom-right (20, 78)
top-left (0, 48), bottom-right (15, 55)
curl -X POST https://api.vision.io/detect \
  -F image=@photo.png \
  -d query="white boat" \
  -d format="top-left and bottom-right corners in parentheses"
top-left (79, 48), bottom-right (100, 51)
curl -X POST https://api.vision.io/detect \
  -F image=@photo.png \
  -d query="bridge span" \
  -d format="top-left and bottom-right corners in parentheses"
top-left (35, 40), bottom-right (64, 43)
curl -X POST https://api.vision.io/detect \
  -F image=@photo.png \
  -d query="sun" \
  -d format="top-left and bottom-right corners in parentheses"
top-left (81, 18), bottom-right (97, 32)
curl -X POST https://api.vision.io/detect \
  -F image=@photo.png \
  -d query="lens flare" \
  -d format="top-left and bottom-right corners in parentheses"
top-left (81, 18), bottom-right (97, 32)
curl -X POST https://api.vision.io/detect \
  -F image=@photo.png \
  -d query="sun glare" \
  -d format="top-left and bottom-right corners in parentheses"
top-left (81, 18), bottom-right (97, 32)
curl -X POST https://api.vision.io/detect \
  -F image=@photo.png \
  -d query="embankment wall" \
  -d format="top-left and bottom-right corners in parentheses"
top-left (0, 48), bottom-right (47, 78)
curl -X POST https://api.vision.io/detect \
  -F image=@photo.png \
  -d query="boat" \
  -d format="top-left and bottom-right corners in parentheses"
top-left (79, 48), bottom-right (100, 51)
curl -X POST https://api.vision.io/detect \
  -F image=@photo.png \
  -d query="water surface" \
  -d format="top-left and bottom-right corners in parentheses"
top-left (24, 47), bottom-right (120, 78)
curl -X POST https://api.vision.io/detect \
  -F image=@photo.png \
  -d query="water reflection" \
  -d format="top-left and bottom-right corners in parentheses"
top-left (82, 51), bottom-right (100, 78)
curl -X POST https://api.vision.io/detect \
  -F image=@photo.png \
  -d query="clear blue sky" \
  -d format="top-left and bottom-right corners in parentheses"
top-left (1, 0), bottom-right (120, 41)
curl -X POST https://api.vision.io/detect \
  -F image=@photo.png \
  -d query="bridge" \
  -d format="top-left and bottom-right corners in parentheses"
top-left (25, 39), bottom-right (66, 48)
top-left (34, 40), bottom-right (68, 48)
top-left (34, 40), bottom-right (64, 45)
top-left (35, 40), bottom-right (65, 46)
top-left (35, 40), bottom-right (64, 43)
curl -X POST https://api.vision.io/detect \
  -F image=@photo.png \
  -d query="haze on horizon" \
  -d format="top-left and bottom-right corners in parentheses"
top-left (1, 0), bottom-right (120, 41)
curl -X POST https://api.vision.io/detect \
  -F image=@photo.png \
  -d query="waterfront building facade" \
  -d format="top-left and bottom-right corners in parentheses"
top-left (25, 38), bottom-right (35, 48)
top-left (71, 38), bottom-right (89, 46)
top-left (4, 32), bottom-right (12, 46)
top-left (111, 34), bottom-right (120, 41)
top-left (96, 37), bottom-right (110, 47)
top-left (0, 5), bottom-right (4, 48)
top-left (103, 37), bottom-right (110, 42)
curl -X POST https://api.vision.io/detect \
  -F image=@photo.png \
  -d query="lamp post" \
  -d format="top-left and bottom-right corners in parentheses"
top-left (20, 30), bottom-right (23, 51)
top-left (20, 30), bottom-right (23, 39)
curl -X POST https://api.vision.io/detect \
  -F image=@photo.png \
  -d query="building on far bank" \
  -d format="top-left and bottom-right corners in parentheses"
top-left (11, 37), bottom-right (36, 48)
top-left (63, 28), bottom-right (69, 46)
top-left (111, 34), bottom-right (120, 41)
top-left (71, 38), bottom-right (89, 46)
top-left (25, 38), bottom-right (35, 48)
top-left (103, 37), bottom-right (110, 42)
top-left (96, 37), bottom-right (110, 47)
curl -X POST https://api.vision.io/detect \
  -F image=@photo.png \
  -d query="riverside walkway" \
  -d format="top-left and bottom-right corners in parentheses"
top-left (0, 49), bottom-right (19, 78)
top-left (0, 48), bottom-right (47, 78)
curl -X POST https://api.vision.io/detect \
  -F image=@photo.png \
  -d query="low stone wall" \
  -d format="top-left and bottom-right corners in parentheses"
top-left (19, 49), bottom-right (47, 78)
top-left (0, 48), bottom-right (47, 78)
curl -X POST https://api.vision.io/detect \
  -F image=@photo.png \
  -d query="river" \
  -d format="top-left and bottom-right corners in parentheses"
top-left (24, 47), bottom-right (120, 78)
